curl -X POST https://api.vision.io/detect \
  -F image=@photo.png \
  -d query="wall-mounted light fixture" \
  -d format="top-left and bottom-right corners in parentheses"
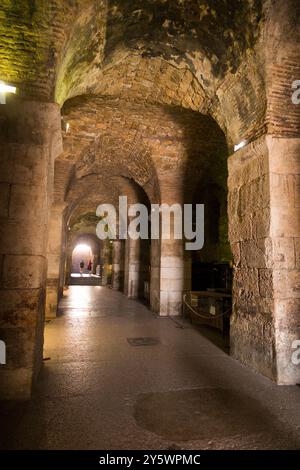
top-left (61, 117), bottom-right (70, 133)
top-left (0, 81), bottom-right (17, 104)
top-left (234, 140), bottom-right (247, 152)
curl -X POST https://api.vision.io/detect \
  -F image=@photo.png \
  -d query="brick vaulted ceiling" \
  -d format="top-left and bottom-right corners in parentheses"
top-left (1, 0), bottom-right (299, 230)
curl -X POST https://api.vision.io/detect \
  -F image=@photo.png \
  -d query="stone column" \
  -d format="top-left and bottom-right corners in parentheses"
top-left (269, 137), bottom-right (300, 385)
top-left (0, 97), bottom-right (62, 399)
top-left (126, 238), bottom-right (141, 299)
top-left (228, 135), bottom-right (300, 384)
top-left (150, 240), bottom-right (160, 313)
top-left (123, 238), bottom-right (129, 296)
top-left (112, 240), bottom-right (124, 290)
top-left (159, 239), bottom-right (191, 316)
top-left (124, 237), bottom-right (150, 300)
top-left (45, 203), bottom-right (66, 319)
top-left (64, 248), bottom-right (73, 284)
top-left (158, 170), bottom-right (191, 316)
top-left (101, 241), bottom-right (111, 286)
top-left (92, 252), bottom-right (99, 275)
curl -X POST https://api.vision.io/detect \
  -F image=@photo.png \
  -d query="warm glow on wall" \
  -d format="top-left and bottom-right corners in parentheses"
top-left (0, 81), bottom-right (16, 104)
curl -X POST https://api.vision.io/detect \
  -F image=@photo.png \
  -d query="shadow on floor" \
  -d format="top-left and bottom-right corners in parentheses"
top-left (134, 387), bottom-right (298, 447)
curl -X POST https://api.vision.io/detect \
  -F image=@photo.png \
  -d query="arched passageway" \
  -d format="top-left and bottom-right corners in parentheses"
top-left (0, 0), bottom-right (299, 452)
top-left (72, 242), bottom-right (93, 274)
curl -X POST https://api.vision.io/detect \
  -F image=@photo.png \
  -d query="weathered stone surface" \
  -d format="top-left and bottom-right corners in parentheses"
top-left (271, 207), bottom-right (300, 238)
top-left (0, 289), bottom-right (42, 328)
top-left (0, 99), bottom-right (62, 400)
top-left (258, 269), bottom-right (273, 298)
top-left (272, 270), bottom-right (300, 300)
top-left (231, 311), bottom-right (277, 380)
top-left (274, 298), bottom-right (300, 385)
top-left (240, 239), bottom-right (272, 269)
top-left (272, 237), bottom-right (296, 269)
top-left (9, 184), bottom-right (48, 221)
top-left (229, 132), bottom-right (300, 384)
top-left (2, 255), bottom-right (46, 290)
top-left (0, 183), bottom-right (10, 218)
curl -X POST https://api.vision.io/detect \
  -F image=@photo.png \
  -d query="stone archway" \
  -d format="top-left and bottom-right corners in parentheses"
top-left (0, 1), bottom-right (299, 402)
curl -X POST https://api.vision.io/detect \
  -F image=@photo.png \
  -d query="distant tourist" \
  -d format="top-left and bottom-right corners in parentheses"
top-left (79, 260), bottom-right (84, 276)
top-left (87, 259), bottom-right (92, 276)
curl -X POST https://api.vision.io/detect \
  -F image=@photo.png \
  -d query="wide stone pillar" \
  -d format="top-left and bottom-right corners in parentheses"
top-left (123, 236), bottom-right (149, 299)
top-left (159, 239), bottom-right (191, 316)
top-left (45, 204), bottom-right (66, 319)
top-left (157, 169), bottom-right (191, 317)
top-left (112, 240), bottom-right (124, 291)
top-left (228, 135), bottom-right (300, 384)
top-left (0, 98), bottom-right (62, 399)
top-left (269, 137), bottom-right (300, 385)
top-left (228, 137), bottom-right (273, 379)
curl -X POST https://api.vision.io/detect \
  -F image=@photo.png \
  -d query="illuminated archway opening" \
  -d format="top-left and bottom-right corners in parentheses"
top-left (72, 243), bottom-right (93, 275)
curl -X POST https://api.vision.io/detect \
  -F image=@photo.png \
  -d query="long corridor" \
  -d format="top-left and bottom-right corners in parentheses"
top-left (1, 286), bottom-right (300, 450)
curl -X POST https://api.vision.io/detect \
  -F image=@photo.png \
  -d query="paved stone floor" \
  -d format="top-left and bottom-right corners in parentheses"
top-left (1, 286), bottom-right (300, 450)
top-left (68, 274), bottom-right (102, 286)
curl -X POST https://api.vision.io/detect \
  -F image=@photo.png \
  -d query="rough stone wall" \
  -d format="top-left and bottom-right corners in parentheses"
top-left (228, 137), bottom-right (276, 379)
top-left (0, 97), bottom-right (62, 399)
top-left (228, 135), bottom-right (300, 384)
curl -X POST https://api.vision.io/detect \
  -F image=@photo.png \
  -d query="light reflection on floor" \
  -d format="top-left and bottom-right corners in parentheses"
top-left (61, 285), bottom-right (103, 311)
top-left (71, 273), bottom-right (101, 278)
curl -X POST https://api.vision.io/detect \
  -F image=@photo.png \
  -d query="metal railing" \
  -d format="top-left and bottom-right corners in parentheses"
top-left (183, 291), bottom-right (232, 335)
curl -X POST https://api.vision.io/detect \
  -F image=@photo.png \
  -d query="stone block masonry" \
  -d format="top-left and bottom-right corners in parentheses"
top-left (228, 135), bottom-right (300, 384)
top-left (0, 97), bottom-right (62, 399)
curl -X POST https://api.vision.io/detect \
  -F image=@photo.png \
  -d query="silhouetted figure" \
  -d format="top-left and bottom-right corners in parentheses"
top-left (80, 260), bottom-right (84, 276)
top-left (87, 259), bottom-right (92, 276)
